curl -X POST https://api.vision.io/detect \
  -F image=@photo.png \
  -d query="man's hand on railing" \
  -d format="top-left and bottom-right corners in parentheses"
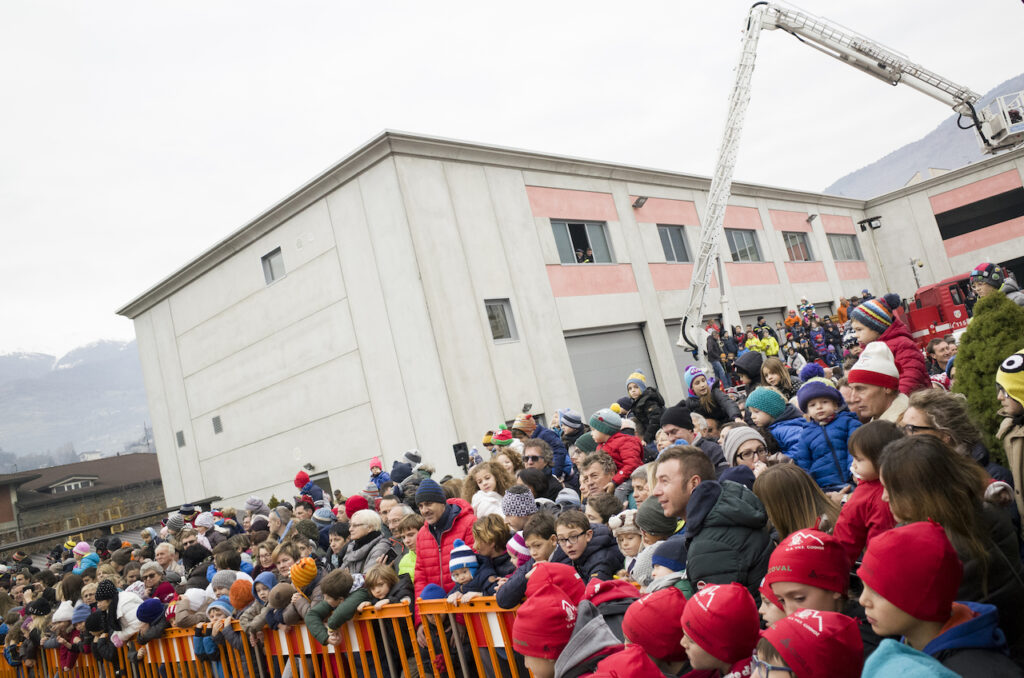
top-left (326, 632), bottom-right (342, 647)
top-left (416, 624), bottom-right (427, 648)
top-left (247, 632), bottom-right (262, 648)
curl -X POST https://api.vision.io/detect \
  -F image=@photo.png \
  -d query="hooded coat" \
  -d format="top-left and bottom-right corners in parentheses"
top-left (922, 601), bottom-right (1021, 676)
top-left (550, 523), bottom-right (624, 581)
top-left (532, 425), bottom-right (572, 477)
top-left (683, 479), bottom-right (773, 597)
top-left (794, 409), bottom-right (861, 490)
top-left (1001, 278), bottom-right (1024, 307)
top-left (872, 320), bottom-right (930, 395)
top-left (552, 601), bottom-right (624, 678)
top-left (767, 403), bottom-right (810, 457)
top-left (597, 432), bottom-right (644, 486)
top-left (413, 498), bottom-right (476, 623)
top-left (631, 387), bottom-right (665, 444)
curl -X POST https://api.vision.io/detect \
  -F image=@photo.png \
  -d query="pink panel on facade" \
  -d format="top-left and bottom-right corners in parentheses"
top-left (631, 197), bottom-right (700, 225)
top-left (929, 170), bottom-right (1023, 214)
top-left (724, 205), bottom-right (763, 229)
top-left (725, 262), bottom-right (779, 286)
top-left (525, 186), bottom-right (619, 221)
top-left (836, 261), bottom-right (870, 281)
top-left (546, 264), bottom-right (638, 297)
top-left (785, 261), bottom-right (828, 283)
top-left (648, 263), bottom-right (718, 291)
top-left (943, 216), bottom-right (1024, 258)
top-left (821, 214), bottom-right (857, 234)
top-left (769, 209), bottom-right (811, 232)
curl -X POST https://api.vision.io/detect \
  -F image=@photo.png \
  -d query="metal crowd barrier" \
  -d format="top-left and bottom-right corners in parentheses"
top-left (1, 597), bottom-right (523, 678)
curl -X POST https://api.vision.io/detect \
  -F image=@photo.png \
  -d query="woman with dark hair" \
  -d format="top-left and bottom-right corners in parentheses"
top-left (880, 435), bottom-right (1024, 660)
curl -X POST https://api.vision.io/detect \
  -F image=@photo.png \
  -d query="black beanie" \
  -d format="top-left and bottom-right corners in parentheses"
top-left (95, 579), bottom-right (118, 602)
top-left (85, 611), bottom-right (106, 633)
top-left (659, 406), bottom-right (694, 431)
top-left (415, 479), bottom-right (446, 505)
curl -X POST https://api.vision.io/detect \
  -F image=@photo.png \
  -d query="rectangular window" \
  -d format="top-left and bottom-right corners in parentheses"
top-left (551, 221), bottom-right (614, 264)
top-left (725, 229), bottom-right (762, 262)
top-left (212, 416), bottom-right (223, 434)
top-left (658, 225), bottom-right (691, 262)
top-left (176, 430), bottom-right (186, 448)
top-left (485, 299), bottom-right (518, 342)
top-left (782, 232), bottom-right (814, 261)
top-left (261, 247), bottom-right (285, 284)
top-left (827, 234), bottom-right (863, 261)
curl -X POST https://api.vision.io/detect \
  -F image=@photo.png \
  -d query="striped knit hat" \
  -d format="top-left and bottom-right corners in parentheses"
top-left (506, 532), bottom-right (531, 568)
top-left (449, 540), bottom-right (478, 576)
top-left (851, 296), bottom-right (895, 334)
top-left (491, 427), bottom-right (514, 447)
top-left (626, 370), bottom-right (647, 392)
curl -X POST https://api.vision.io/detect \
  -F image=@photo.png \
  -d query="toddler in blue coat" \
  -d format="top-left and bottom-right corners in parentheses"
top-left (793, 378), bottom-right (860, 491)
top-left (745, 386), bottom-right (808, 458)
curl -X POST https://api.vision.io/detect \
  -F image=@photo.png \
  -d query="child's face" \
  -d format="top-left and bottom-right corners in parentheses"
top-left (206, 607), bottom-right (228, 623)
top-left (615, 533), bottom-right (643, 558)
top-left (627, 383), bottom-right (642, 399)
top-left (850, 449), bottom-right (878, 482)
top-left (402, 529), bottom-right (418, 552)
top-left (213, 586), bottom-right (230, 598)
top-left (524, 534), bottom-right (557, 563)
top-left (632, 478), bottom-right (650, 504)
top-left (584, 505), bottom-right (604, 525)
top-left (125, 570), bottom-right (140, 585)
top-left (555, 524), bottom-right (592, 562)
top-left (369, 582), bottom-right (390, 600)
top-left (681, 632), bottom-right (720, 671)
top-left (859, 583), bottom-right (916, 638)
top-left (806, 397), bottom-right (837, 424)
top-left (763, 371), bottom-right (780, 387)
top-left (451, 568), bottom-right (473, 585)
top-left (298, 543), bottom-right (314, 558)
top-left (771, 581), bottom-right (842, 616)
top-left (591, 429), bottom-right (610, 444)
top-left (759, 597), bottom-right (785, 626)
top-left (739, 373), bottom-right (752, 386)
top-left (655, 433), bottom-right (672, 453)
top-left (323, 594), bottom-right (342, 607)
top-left (650, 564), bottom-right (675, 579)
top-left (371, 466), bottom-right (381, 477)
top-left (749, 408), bottom-right (773, 428)
top-left (82, 575), bottom-right (94, 586)
top-left (255, 583), bottom-right (271, 604)
top-left (474, 470), bottom-right (496, 494)
top-left (329, 534), bottom-right (347, 555)
top-left (74, 621), bottom-right (86, 633)
top-left (691, 376), bottom-right (709, 396)
top-left (523, 655), bottom-right (556, 678)
top-left (997, 386), bottom-right (1024, 417)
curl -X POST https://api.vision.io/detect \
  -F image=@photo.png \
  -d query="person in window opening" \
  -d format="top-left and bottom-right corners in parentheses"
top-left (585, 247), bottom-right (594, 262)
top-left (575, 249), bottom-right (586, 263)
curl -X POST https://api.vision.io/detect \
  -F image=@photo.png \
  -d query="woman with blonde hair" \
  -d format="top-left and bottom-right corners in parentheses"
top-left (753, 463), bottom-right (840, 539)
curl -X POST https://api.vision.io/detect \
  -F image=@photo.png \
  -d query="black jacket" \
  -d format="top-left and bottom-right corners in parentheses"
top-left (550, 523), bottom-right (624, 581)
top-left (632, 387), bottom-right (665, 443)
top-left (682, 388), bottom-right (741, 423)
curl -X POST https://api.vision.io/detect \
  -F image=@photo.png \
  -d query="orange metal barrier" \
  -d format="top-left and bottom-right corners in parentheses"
top-left (2, 598), bottom-right (522, 678)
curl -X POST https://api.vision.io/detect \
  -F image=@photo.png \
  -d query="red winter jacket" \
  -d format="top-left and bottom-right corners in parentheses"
top-left (414, 498), bottom-right (476, 623)
top-left (832, 479), bottom-right (895, 565)
top-left (598, 432), bottom-right (644, 486)
top-left (874, 319), bottom-right (930, 395)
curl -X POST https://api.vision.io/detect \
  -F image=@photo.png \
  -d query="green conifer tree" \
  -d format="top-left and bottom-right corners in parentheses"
top-left (953, 291), bottom-right (1024, 463)
top-left (267, 494), bottom-right (280, 509)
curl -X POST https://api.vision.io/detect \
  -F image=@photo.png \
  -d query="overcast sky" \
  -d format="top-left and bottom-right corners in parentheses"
top-left (2, 0), bottom-right (1021, 357)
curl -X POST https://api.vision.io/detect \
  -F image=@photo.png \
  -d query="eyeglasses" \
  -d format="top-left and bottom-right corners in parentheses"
top-left (523, 455), bottom-right (542, 463)
top-left (143, 572), bottom-right (160, 580)
top-left (556, 532), bottom-right (588, 547)
top-left (902, 423), bottom-right (938, 435)
top-left (751, 653), bottom-right (793, 677)
top-left (737, 446), bottom-right (768, 461)
top-left (181, 539), bottom-right (197, 547)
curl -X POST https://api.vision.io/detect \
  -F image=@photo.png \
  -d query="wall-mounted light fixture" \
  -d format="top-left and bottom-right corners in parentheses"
top-left (632, 196), bottom-right (648, 209)
top-left (858, 216), bottom-right (882, 231)
top-left (806, 214), bottom-right (818, 224)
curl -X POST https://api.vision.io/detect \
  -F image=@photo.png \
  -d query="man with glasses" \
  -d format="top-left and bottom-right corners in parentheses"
top-left (721, 427), bottom-right (768, 481)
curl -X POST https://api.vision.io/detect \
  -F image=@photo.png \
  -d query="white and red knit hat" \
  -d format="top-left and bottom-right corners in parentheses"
top-left (847, 342), bottom-right (899, 391)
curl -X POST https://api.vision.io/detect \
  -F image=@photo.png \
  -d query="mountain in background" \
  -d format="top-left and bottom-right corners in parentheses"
top-left (824, 73), bottom-right (1024, 198)
top-left (0, 340), bottom-right (150, 468)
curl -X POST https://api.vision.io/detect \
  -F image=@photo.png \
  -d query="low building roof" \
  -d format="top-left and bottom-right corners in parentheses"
top-left (0, 453), bottom-right (162, 509)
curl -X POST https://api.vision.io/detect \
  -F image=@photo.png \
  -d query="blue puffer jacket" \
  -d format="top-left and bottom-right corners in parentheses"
top-left (533, 425), bottom-right (572, 478)
top-left (72, 552), bottom-right (100, 575)
top-left (768, 404), bottom-right (809, 457)
top-left (794, 410), bottom-right (860, 491)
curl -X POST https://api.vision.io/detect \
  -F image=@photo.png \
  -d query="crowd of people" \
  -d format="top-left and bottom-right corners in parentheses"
top-left (3, 264), bottom-right (1024, 678)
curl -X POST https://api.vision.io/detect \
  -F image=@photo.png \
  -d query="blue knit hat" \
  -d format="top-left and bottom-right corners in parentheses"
top-left (651, 535), bottom-right (688, 572)
top-left (799, 363), bottom-right (825, 382)
top-left (626, 370), bottom-right (647, 393)
top-left (420, 583), bottom-right (447, 599)
top-left (683, 365), bottom-right (713, 397)
top-left (558, 408), bottom-right (583, 431)
top-left (797, 378), bottom-right (843, 412)
top-left (589, 408), bottom-right (622, 436)
top-left (745, 387), bottom-right (787, 419)
top-left (206, 595), bottom-right (234, 618)
top-left (415, 478), bottom-right (446, 505)
top-left (71, 604), bottom-right (92, 625)
top-left (136, 598), bottom-right (164, 625)
top-left (449, 539), bottom-right (478, 577)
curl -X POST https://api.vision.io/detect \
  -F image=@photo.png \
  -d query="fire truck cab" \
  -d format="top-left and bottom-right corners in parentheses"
top-left (895, 273), bottom-right (975, 350)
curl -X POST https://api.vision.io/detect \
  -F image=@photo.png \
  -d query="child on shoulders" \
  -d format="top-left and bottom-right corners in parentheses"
top-left (461, 462), bottom-right (514, 518)
top-left (626, 371), bottom-right (665, 444)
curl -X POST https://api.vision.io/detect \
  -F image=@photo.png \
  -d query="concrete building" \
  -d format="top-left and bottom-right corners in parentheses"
top-left (116, 132), bottom-right (1024, 507)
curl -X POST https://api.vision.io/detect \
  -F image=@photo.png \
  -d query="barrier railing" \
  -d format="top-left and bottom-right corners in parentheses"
top-left (2, 597), bottom-right (521, 678)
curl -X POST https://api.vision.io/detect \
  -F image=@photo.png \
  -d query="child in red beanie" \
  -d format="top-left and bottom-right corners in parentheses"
top-left (858, 520), bottom-right (1020, 676)
top-left (757, 609), bottom-right (864, 678)
top-left (511, 563), bottom-right (584, 678)
top-left (680, 583), bottom-right (760, 676)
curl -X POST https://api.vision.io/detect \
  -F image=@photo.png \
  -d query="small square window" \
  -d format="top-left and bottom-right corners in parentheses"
top-left (725, 229), bottom-right (762, 262)
top-left (658, 225), bottom-right (691, 262)
top-left (212, 416), bottom-right (223, 434)
top-left (827, 234), bottom-right (863, 261)
top-left (176, 430), bottom-right (186, 448)
top-left (782, 232), bottom-right (814, 262)
top-left (261, 247), bottom-right (285, 284)
top-left (485, 299), bottom-right (518, 342)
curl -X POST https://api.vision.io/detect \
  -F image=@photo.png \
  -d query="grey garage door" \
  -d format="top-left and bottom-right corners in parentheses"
top-left (666, 320), bottom-right (699, 377)
top-left (565, 327), bottom-right (656, 420)
top-left (740, 307), bottom-right (784, 328)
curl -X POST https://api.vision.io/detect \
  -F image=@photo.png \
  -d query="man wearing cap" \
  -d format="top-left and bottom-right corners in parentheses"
top-left (412, 478), bottom-right (476, 647)
top-left (847, 343), bottom-right (909, 423)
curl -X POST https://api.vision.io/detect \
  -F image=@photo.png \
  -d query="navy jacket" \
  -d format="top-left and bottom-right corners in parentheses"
top-left (534, 425), bottom-right (572, 477)
top-left (550, 523), bottom-right (623, 580)
top-left (922, 601), bottom-right (1020, 675)
top-left (768, 404), bottom-right (810, 457)
top-left (794, 410), bottom-right (860, 491)
top-left (496, 557), bottom-right (534, 609)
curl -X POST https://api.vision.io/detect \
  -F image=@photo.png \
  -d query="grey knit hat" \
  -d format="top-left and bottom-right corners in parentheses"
top-left (166, 513), bottom-right (185, 534)
top-left (501, 485), bottom-right (538, 517)
top-left (722, 426), bottom-right (767, 467)
top-left (211, 570), bottom-right (237, 591)
top-left (635, 496), bottom-right (678, 536)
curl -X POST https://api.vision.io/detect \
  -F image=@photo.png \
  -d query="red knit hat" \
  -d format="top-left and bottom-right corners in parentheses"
top-left (512, 581), bottom-right (577, 659)
top-left (527, 562), bottom-right (585, 605)
top-left (229, 579), bottom-right (254, 612)
top-left (369, 456), bottom-right (383, 471)
top-left (762, 610), bottom-right (864, 678)
top-left (681, 583), bottom-right (760, 665)
top-left (152, 581), bottom-right (177, 604)
top-left (857, 520), bottom-right (961, 622)
top-left (764, 529), bottom-right (849, 596)
top-left (294, 470), bottom-right (310, 489)
top-left (345, 494), bottom-right (369, 519)
top-left (622, 587), bottom-right (688, 662)
top-left (847, 342), bottom-right (900, 391)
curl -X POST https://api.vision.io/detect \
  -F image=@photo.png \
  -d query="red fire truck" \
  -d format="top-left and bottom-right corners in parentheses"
top-left (894, 273), bottom-right (975, 350)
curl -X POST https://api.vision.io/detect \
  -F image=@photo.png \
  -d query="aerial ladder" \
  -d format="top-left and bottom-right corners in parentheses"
top-left (679, 2), bottom-right (1024, 365)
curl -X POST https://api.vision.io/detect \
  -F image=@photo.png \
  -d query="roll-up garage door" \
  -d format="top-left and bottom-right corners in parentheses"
top-left (565, 326), bottom-right (656, 419)
top-left (739, 307), bottom-right (784, 328)
top-left (666, 320), bottom-right (699, 377)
